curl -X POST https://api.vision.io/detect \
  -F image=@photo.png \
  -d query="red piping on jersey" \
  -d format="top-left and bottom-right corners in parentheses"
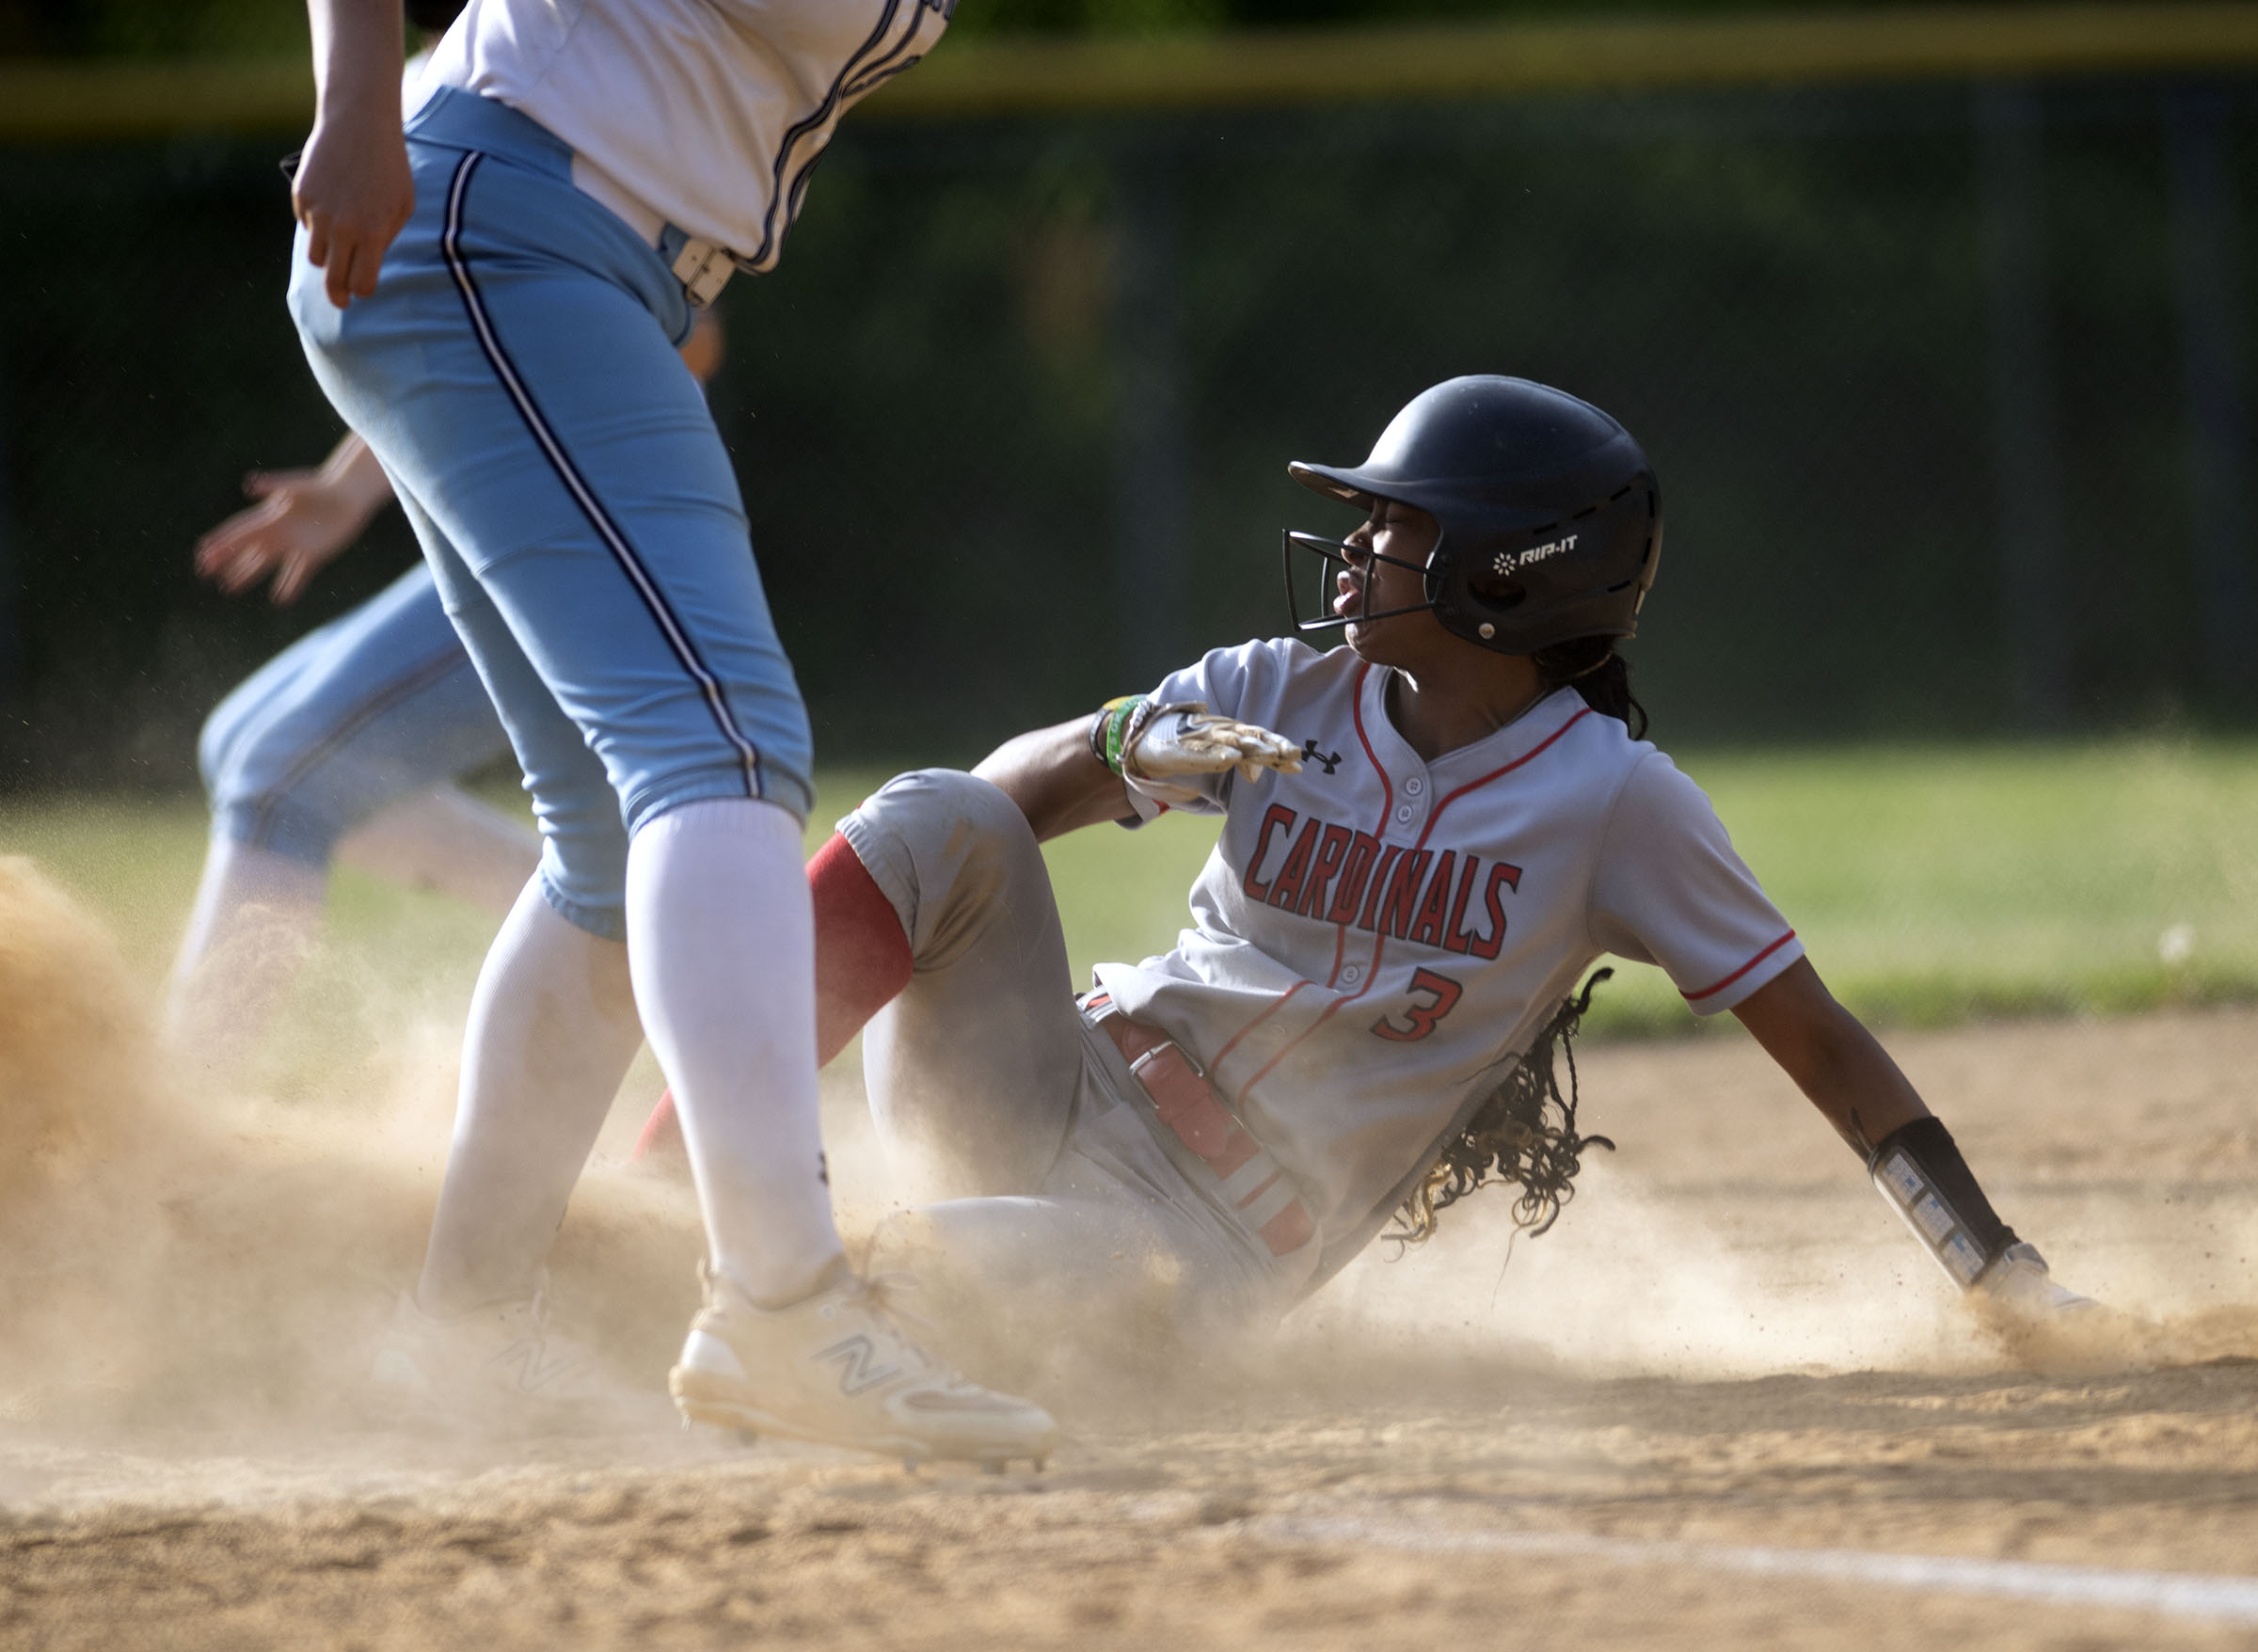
top-left (1682, 930), bottom-right (1799, 1002)
top-left (1235, 934), bottom-right (1388, 1104)
top-left (1208, 979), bottom-right (1310, 1071)
top-left (1322, 661), bottom-right (1393, 992)
top-left (1220, 661), bottom-right (1395, 1062)
top-left (1349, 661), bottom-right (1393, 836)
top-left (1407, 707), bottom-right (1592, 859)
top-left (1233, 701), bottom-right (1593, 1105)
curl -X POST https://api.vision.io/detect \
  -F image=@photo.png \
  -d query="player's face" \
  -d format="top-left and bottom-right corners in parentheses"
top-left (1338, 498), bottom-right (1446, 663)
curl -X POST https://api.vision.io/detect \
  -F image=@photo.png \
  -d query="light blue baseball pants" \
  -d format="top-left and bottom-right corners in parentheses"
top-left (199, 562), bottom-right (507, 866)
top-left (288, 87), bottom-right (812, 941)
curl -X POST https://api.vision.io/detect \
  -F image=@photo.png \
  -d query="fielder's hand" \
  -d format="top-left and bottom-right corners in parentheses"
top-left (296, 0), bottom-right (414, 308)
top-left (1122, 701), bottom-right (1304, 783)
top-left (193, 434), bottom-right (393, 604)
top-left (295, 115), bottom-right (413, 307)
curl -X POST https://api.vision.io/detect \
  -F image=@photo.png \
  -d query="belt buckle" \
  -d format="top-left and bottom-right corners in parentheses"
top-left (1139, 1032), bottom-right (1205, 1082)
top-left (1091, 998), bottom-right (1205, 1078)
top-left (671, 236), bottom-right (735, 309)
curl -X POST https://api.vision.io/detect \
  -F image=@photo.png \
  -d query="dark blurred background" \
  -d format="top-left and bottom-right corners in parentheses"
top-left (1, 1), bottom-right (2254, 783)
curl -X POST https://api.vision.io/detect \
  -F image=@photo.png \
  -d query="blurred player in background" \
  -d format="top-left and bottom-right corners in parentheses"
top-left (167, 0), bottom-right (486, 1071)
top-left (288, 0), bottom-right (1053, 1465)
top-left (657, 377), bottom-right (2096, 1374)
top-left (168, 309), bottom-right (724, 1072)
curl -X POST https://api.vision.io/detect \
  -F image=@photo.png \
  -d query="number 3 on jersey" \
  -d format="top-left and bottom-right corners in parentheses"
top-left (1373, 967), bottom-right (1464, 1042)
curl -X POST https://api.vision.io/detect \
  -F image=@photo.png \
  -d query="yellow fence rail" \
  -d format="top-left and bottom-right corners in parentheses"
top-left (4, 1), bottom-right (2258, 140)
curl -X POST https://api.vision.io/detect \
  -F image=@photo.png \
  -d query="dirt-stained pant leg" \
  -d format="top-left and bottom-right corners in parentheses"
top-left (841, 770), bottom-right (1275, 1386)
top-left (839, 770), bottom-right (1084, 1202)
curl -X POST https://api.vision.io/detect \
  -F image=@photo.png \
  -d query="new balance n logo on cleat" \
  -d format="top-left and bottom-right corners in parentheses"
top-left (489, 1336), bottom-right (590, 1396)
top-left (813, 1334), bottom-right (904, 1396)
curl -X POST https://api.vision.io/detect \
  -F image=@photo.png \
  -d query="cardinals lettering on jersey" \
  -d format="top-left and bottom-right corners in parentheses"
top-left (1241, 804), bottom-right (1520, 960)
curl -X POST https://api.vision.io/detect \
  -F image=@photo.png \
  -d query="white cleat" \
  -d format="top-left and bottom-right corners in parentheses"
top-left (669, 1267), bottom-right (1058, 1469)
top-left (368, 1282), bottom-right (636, 1431)
top-left (1975, 1242), bottom-right (2099, 1317)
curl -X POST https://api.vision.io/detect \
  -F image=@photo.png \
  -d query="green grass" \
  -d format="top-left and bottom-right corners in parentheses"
top-left (1033, 739), bottom-right (2258, 1038)
top-left (8, 738), bottom-right (2258, 1048)
top-left (1668, 741), bottom-right (2258, 1032)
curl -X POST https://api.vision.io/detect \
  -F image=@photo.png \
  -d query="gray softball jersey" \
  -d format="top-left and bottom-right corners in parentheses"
top-left (1095, 638), bottom-right (1804, 1258)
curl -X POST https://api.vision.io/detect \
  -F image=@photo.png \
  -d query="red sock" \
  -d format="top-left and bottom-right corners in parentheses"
top-left (808, 830), bottom-right (914, 1067)
top-left (632, 1088), bottom-right (683, 1162)
top-left (632, 833), bottom-right (911, 1161)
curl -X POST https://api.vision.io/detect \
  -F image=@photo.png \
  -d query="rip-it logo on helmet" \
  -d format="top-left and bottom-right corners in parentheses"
top-left (1494, 535), bottom-right (1578, 578)
top-left (1280, 375), bottom-right (1662, 656)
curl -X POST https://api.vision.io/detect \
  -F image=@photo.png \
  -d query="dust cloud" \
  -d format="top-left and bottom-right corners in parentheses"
top-left (0, 853), bottom-right (707, 1435)
top-left (1287, 1014), bottom-right (2258, 1396)
top-left (3, 842), bottom-right (2255, 1449)
top-left (11, 857), bottom-right (2258, 1649)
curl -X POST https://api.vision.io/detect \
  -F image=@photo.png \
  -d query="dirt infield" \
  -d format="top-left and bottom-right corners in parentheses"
top-left (5, 850), bottom-right (2258, 1648)
top-left (9, 1352), bottom-right (2258, 1652)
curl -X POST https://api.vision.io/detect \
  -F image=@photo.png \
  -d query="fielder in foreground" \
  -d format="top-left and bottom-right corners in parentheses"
top-left (662, 376), bottom-right (2094, 1376)
top-left (292, 0), bottom-right (1053, 1466)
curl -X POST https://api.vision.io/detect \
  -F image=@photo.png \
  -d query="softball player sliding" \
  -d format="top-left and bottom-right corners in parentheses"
top-left (291, 0), bottom-right (1055, 1465)
top-left (168, 310), bottom-right (723, 1074)
top-left (688, 376), bottom-right (2092, 1358)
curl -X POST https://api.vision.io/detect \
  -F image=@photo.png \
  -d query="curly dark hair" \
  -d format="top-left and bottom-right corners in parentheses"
top-left (1391, 968), bottom-right (1617, 1247)
top-left (1389, 636), bottom-right (1639, 1248)
top-left (1532, 635), bottom-right (1646, 739)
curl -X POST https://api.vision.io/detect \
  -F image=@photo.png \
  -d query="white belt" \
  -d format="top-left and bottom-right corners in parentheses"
top-left (670, 236), bottom-right (737, 309)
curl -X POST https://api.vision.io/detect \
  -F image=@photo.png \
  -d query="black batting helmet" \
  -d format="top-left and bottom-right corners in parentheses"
top-left (1282, 376), bottom-right (1662, 656)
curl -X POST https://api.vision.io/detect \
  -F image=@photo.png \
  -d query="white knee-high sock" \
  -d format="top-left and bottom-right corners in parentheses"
top-left (626, 797), bottom-right (845, 1307)
top-left (165, 834), bottom-right (327, 1074)
top-left (417, 880), bottom-right (644, 1313)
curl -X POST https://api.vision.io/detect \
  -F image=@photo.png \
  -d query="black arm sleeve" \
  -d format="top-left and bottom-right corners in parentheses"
top-left (1868, 1116), bottom-right (2019, 1288)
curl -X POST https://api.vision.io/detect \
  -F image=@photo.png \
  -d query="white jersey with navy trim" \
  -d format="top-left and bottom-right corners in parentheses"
top-left (1092, 638), bottom-right (1805, 1253)
top-left (427, 0), bottom-right (947, 266)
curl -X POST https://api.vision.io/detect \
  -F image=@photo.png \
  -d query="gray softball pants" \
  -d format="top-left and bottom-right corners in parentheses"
top-left (839, 770), bottom-right (1286, 1361)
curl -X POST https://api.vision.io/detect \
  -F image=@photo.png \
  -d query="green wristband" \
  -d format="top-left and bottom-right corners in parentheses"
top-left (1089, 694), bottom-right (1146, 775)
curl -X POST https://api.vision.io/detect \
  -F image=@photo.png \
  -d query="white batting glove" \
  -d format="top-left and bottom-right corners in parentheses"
top-left (1121, 701), bottom-right (1304, 783)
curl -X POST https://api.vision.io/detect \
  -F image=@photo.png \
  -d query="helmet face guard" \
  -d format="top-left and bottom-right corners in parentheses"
top-left (1280, 529), bottom-right (1449, 636)
top-left (1282, 376), bottom-right (1662, 658)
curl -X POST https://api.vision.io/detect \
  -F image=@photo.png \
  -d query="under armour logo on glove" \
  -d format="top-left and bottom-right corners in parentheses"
top-left (1300, 739), bottom-right (1343, 775)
